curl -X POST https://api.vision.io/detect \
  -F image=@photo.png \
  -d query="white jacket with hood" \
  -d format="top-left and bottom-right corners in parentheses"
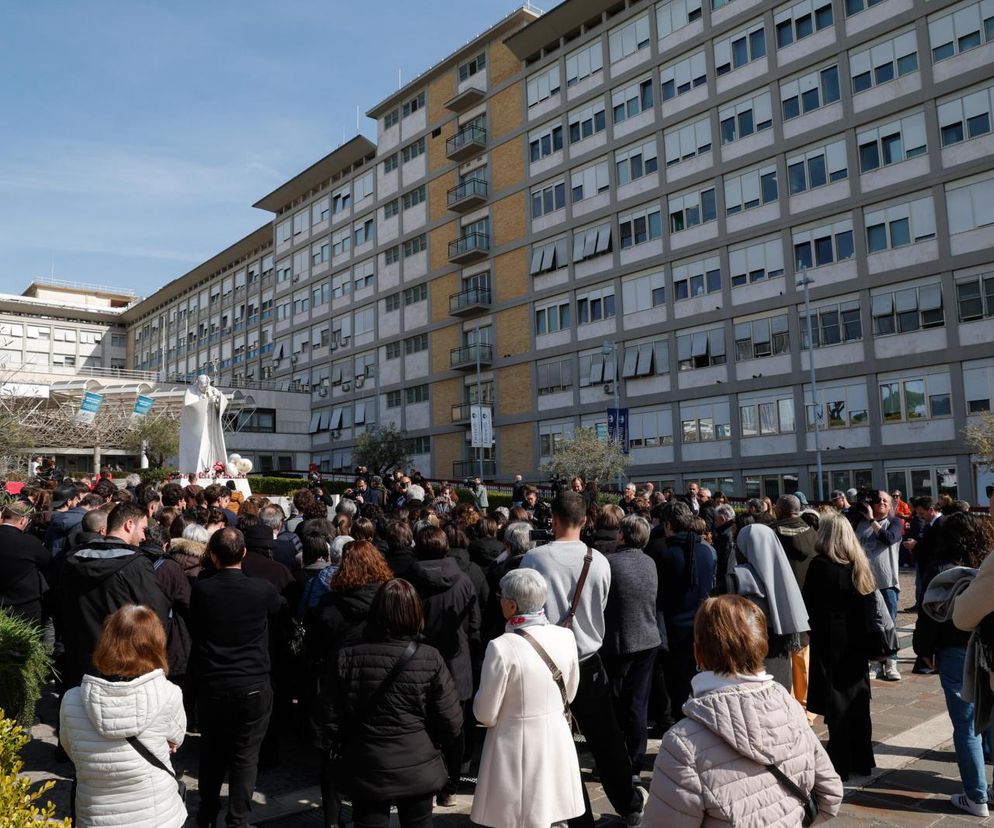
top-left (60, 669), bottom-right (187, 828)
top-left (645, 672), bottom-right (842, 827)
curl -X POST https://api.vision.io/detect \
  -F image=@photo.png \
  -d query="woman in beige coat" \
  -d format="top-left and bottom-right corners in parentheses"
top-left (471, 568), bottom-right (585, 828)
top-left (646, 595), bottom-right (843, 827)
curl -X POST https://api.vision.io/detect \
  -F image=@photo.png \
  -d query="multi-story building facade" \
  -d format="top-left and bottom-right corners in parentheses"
top-left (117, 0), bottom-right (994, 500)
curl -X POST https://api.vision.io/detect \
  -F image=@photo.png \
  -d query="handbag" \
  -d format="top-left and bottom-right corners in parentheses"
top-left (126, 736), bottom-right (186, 803)
top-left (765, 761), bottom-right (819, 827)
top-left (514, 628), bottom-right (573, 726)
top-left (863, 589), bottom-right (899, 659)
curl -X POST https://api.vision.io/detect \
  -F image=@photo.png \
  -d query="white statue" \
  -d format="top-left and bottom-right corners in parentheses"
top-left (178, 375), bottom-right (228, 474)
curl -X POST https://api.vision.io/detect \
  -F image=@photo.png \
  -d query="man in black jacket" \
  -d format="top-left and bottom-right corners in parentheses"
top-left (191, 527), bottom-right (282, 828)
top-left (0, 501), bottom-right (50, 624)
top-left (59, 502), bottom-right (169, 688)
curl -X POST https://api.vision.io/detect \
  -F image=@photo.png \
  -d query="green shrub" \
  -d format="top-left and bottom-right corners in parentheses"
top-left (0, 610), bottom-right (53, 727)
top-left (134, 467), bottom-right (177, 486)
top-left (0, 712), bottom-right (71, 826)
top-left (246, 476), bottom-right (355, 497)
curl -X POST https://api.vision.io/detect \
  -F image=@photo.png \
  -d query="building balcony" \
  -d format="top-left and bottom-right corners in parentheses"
top-left (450, 343), bottom-right (493, 370)
top-left (445, 86), bottom-right (486, 113)
top-left (446, 124), bottom-right (487, 162)
top-left (453, 459), bottom-right (496, 478)
top-left (451, 402), bottom-right (492, 424)
top-left (449, 285), bottom-right (492, 317)
top-left (447, 177), bottom-right (488, 212)
top-left (448, 231), bottom-right (490, 264)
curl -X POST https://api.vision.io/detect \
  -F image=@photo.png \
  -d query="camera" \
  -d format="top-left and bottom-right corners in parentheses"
top-left (529, 529), bottom-right (554, 543)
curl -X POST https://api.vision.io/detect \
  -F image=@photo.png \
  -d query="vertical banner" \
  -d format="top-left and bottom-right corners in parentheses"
top-left (607, 407), bottom-right (629, 455)
top-left (480, 407), bottom-right (493, 447)
top-left (76, 392), bottom-right (105, 425)
top-left (131, 395), bottom-right (154, 419)
top-left (470, 405), bottom-right (483, 448)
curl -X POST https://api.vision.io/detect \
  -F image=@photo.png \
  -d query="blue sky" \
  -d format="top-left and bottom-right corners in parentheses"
top-left (0, 0), bottom-right (541, 298)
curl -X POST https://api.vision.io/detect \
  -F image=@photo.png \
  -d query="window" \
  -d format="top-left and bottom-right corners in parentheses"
top-left (237, 408), bottom-right (277, 433)
top-left (609, 14), bottom-right (651, 62)
top-left (740, 395), bottom-right (795, 436)
top-left (660, 52), bottom-right (707, 100)
top-left (669, 186), bottom-right (717, 232)
top-left (403, 234), bottom-right (428, 257)
top-left (572, 223), bottom-right (613, 262)
top-left (724, 163), bottom-right (778, 215)
top-left (401, 185), bottom-right (426, 211)
top-left (781, 64), bottom-right (840, 119)
top-left (529, 122), bottom-right (564, 161)
top-left (527, 65), bottom-right (561, 107)
top-left (871, 283), bottom-right (944, 334)
top-left (612, 76), bottom-right (655, 122)
top-left (383, 153), bottom-right (399, 173)
top-left (845, 0), bottom-right (886, 15)
top-left (714, 21), bottom-right (767, 76)
top-left (332, 185), bottom-right (351, 214)
top-left (410, 436), bottom-right (430, 454)
top-left (332, 227), bottom-right (352, 257)
top-left (929, 0), bottom-right (994, 63)
top-left (353, 306), bottom-right (375, 337)
top-left (535, 297), bottom-right (572, 334)
top-left (964, 361), bottom-right (994, 412)
top-left (566, 41), bottom-right (603, 86)
top-left (735, 313), bottom-right (790, 359)
top-left (805, 381), bottom-right (869, 428)
top-left (619, 205), bottom-right (663, 248)
top-left (571, 160), bottom-right (610, 202)
top-left (730, 237), bottom-right (784, 286)
top-left (403, 284), bottom-right (427, 305)
top-left (801, 298), bottom-right (862, 348)
top-left (384, 292), bottom-right (401, 312)
top-left (384, 246), bottom-right (400, 265)
top-left (787, 139), bottom-right (848, 194)
top-left (405, 384), bottom-right (429, 404)
top-left (864, 196), bottom-right (937, 252)
top-left (354, 172), bottom-right (374, 203)
top-left (793, 218), bottom-right (855, 269)
top-left (383, 109), bottom-right (399, 129)
top-left (312, 197), bottom-right (330, 224)
top-left (858, 112), bottom-right (928, 172)
top-left (946, 173), bottom-right (994, 235)
top-left (532, 180), bottom-right (567, 218)
top-left (938, 84), bottom-right (994, 146)
top-left (664, 116), bottom-right (711, 166)
top-left (577, 284), bottom-right (616, 323)
top-left (530, 238), bottom-right (570, 275)
top-left (275, 219), bottom-right (291, 245)
top-left (383, 199), bottom-right (400, 219)
top-left (719, 90), bottom-right (773, 144)
top-left (385, 389), bottom-right (402, 408)
top-left (622, 270), bottom-right (666, 313)
top-left (401, 137), bottom-right (425, 163)
top-left (332, 272), bottom-right (352, 300)
top-left (458, 51), bottom-right (486, 82)
top-left (404, 333), bottom-right (429, 354)
top-left (311, 239), bottom-right (330, 266)
top-left (629, 408), bottom-right (674, 448)
top-left (385, 341), bottom-right (401, 359)
top-left (850, 31), bottom-right (918, 93)
top-left (657, 0), bottom-right (703, 38)
top-left (353, 260), bottom-right (374, 292)
top-left (622, 337), bottom-right (670, 378)
top-left (956, 271), bottom-right (994, 321)
top-left (312, 283), bottom-right (330, 307)
top-left (402, 91), bottom-right (425, 118)
top-left (681, 399), bottom-right (732, 441)
top-left (537, 357), bottom-right (574, 394)
top-left (568, 101), bottom-right (607, 143)
top-left (277, 258), bottom-right (292, 282)
top-left (776, 0), bottom-right (833, 48)
top-left (673, 253), bottom-right (722, 299)
top-left (677, 327), bottom-right (726, 369)
top-left (880, 373), bottom-right (951, 421)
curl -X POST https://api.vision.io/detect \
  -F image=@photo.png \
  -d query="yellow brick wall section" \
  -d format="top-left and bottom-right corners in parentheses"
top-left (494, 247), bottom-right (529, 303)
top-left (499, 423), bottom-right (534, 476)
top-left (432, 432), bottom-right (464, 481)
top-left (428, 173), bottom-right (452, 225)
top-left (431, 378), bottom-right (461, 427)
top-left (430, 272), bottom-right (458, 323)
top-left (430, 223), bottom-right (456, 273)
top-left (428, 121), bottom-right (451, 174)
top-left (428, 72), bottom-right (455, 127)
top-left (492, 191), bottom-right (527, 247)
top-left (489, 40), bottom-right (521, 87)
top-left (496, 304), bottom-right (531, 358)
top-left (497, 362), bottom-right (533, 415)
top-left (431, 323), bottom-right (460, 374)
top-left (489, 83), bottom-right (522, 140)
top-left (492, 136), bottom-right (524, 192)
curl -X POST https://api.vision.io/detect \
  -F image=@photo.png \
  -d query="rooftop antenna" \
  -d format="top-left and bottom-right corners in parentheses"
top-left (398, 67), bottom-right (402, 89)
top-left (356, 105), bottom-right (360, 134)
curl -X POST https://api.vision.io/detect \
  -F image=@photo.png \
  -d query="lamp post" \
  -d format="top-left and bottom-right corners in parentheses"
top-left (475, 323), bottom-right (484, 480)
top-left (602, 341), bottom-right (623, 493)
top-left (797, 270), bottom-right (825, 502)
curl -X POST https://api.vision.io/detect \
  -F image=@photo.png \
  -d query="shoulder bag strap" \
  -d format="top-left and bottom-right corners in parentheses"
top-left (514, 629), bottom-right (571, 723)
top-left (356, 640), bottom-right (418, 722)
top-left (561, 546), bottom-right (594, 629)
top-left (127, 736), bottom-right (181, 788)
top-left (765, 762), bottom-right (818, 826)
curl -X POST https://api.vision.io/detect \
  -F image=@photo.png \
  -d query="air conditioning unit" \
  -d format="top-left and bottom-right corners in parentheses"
top-left (318, 387), bottom-right (328, 397)
top-left (331, 430), bottom-right (342, 439)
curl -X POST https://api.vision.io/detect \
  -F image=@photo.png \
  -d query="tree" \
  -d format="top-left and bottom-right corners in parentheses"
top-left (353, 424), bottom-right (413, 476)
top-left (541, 427), bottom-right (629, 487)
top-left (964, 411), bottom-right (994, 471)
top-left (124, 417), bottom-right (180, 468)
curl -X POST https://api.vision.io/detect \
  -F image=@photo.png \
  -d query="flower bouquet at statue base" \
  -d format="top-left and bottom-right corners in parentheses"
top-left (198, 454), bottom-right (254, 480)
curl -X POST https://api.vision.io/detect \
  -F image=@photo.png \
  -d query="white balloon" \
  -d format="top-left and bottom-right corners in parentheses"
top-left (229, 453), bottom-right (242, 463)
top-left (225, 463), bottom-right (238, 477)
top-left (241, 459), bottom-right (253, 474)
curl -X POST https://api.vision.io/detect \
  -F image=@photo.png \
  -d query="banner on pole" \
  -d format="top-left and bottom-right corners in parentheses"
top-left (132, 395), bottom-right (154, 419)
top-left (607, 407), bottom-right (629, 455)
top-left (76, 392), bottom-right (105, 425)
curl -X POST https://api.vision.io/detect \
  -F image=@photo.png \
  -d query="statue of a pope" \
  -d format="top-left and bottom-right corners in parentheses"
top-left (178, 375), bottom-right (228, 475)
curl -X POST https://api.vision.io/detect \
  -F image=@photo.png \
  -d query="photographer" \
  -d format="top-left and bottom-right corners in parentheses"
top-left (467, 476), bottom-right (488, 512)
top-left (522, 485), bottom-right (551, 528)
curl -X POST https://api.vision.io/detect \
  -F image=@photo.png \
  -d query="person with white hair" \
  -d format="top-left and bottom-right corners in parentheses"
top-left (471, 568), bottom-right (584, 828)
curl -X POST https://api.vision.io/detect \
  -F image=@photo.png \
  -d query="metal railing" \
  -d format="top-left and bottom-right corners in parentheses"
top-left (447, 177), bottom-right (488, 206)
top-left (448, 231), bottom-right (490, 259)
top-left (450, 342), bottom-right (494, 367)
top-left (446, 124), bottom-right (487, 156)
top-left (448, 285), bottom-right (492, 314)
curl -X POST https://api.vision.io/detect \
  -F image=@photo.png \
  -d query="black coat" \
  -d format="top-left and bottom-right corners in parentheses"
top-left (773, 516), bottom-right (819, 589)
top-left (312, 582), bottom-right (380, 657)
top-left (142, 546), bottom-right (193, 677)
top-left (710, 521), bottom-right (736, 596)
top-left (802, 556), bottom-right (874, 778)
top-left (318, 638), bottom-right (463, 800)
top-left (448, 547), bottom-right (489, 612)
top-left (0, 524), bottom-right (49, 623)
top-left (468, 537), bottom-right (504, 568)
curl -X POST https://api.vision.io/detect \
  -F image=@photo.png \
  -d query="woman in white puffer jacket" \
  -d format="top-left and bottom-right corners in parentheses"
top-left (60, 604), bottom-right (187, 828)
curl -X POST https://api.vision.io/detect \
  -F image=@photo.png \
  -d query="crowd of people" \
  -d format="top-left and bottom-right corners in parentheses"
top-left (2, 463), bottom-right (994, 826)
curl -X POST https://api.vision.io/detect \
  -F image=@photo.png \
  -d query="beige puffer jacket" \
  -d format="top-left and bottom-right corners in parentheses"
top-left (645, 675), bottom-right (843, 827)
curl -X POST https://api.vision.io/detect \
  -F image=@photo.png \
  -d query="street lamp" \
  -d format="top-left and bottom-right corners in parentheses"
top-left (797, 270), bottom-right (825, 502)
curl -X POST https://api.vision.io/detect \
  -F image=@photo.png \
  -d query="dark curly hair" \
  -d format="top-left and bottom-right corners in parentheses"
top-left (937, 512), bottom-right (994, 569)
